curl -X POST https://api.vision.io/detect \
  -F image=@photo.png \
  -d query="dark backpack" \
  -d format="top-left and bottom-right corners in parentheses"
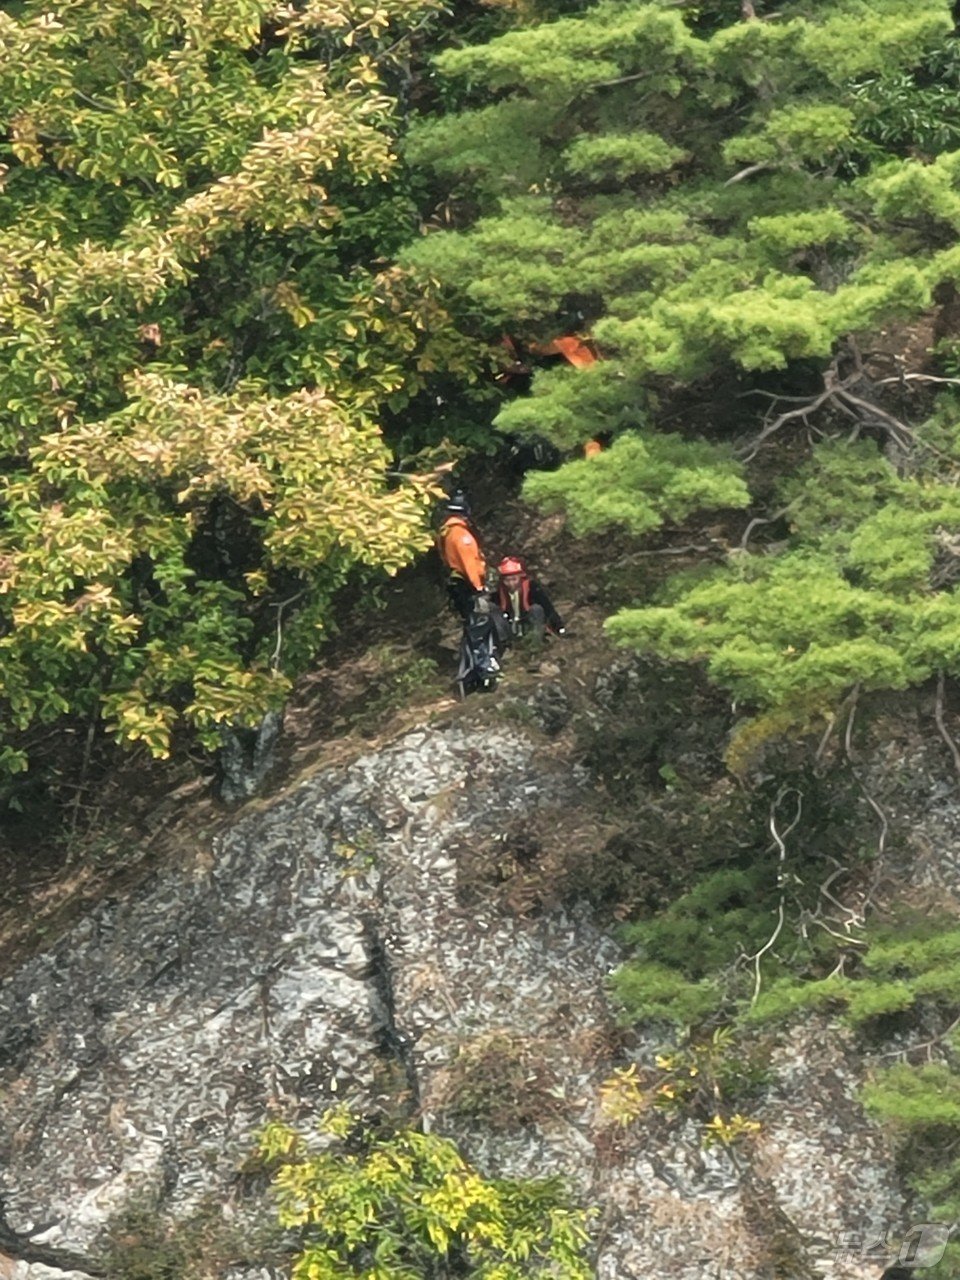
top-left (456, 600), bottom-right (500, 698)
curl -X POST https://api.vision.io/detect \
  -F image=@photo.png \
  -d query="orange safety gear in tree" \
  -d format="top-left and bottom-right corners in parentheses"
top-left (528, 335), bottom-right (599, 368)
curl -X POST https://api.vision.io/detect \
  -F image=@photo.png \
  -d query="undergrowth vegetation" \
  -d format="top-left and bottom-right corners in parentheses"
top-left (258, 1107), bottom-right (593, 1279)
top-left (98, 1192), bottom-right (278, 1280)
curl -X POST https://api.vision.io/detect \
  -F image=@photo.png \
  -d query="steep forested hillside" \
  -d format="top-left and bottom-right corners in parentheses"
top-left (8, 0), bottom-right (960, 783)
top-left (6, 2), bottom-right (960, 1276)
top-left (407, 0), bottom-right (960, 767)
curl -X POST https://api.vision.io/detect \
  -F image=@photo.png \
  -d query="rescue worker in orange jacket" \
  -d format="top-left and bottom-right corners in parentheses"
top-left (496, 557), bottom-right (565, 641)
top-left (437, 492), bottom-right (488, 621)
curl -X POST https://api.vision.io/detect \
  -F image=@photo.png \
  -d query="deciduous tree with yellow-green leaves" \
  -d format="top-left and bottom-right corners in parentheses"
top-left (0, 0), bottom-right (469, 774)
top-left (259, 1108), bottom-right (593, 1280)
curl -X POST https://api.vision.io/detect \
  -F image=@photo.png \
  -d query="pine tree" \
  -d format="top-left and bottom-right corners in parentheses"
top-left (404, 0), bottom-right (960, 764)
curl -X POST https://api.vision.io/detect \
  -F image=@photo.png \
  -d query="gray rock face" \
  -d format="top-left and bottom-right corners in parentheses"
top-left (0, 724), bottom-right (910, 1278)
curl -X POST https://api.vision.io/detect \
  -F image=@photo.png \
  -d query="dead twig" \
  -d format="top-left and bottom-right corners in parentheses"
top-left (67, 699), bottom-right (101, 850)
top-left (619, 542), bottom-right (716, 561)
top-left (738, 501), bottom-right (797, 551)
top-left (843, 686), bottom-right (889, 862)
top-left (935, 670), bottom-right (960, 788)
top-left (818, 860), bottom-right (866, 932)
top-left (814, 685), bottom-right (861, 770)
top-left (748, 788), bottom-right (801, 1007)
top-left (738, 372), bottom-right (858, 462)
top-left (875, 373), bottom-right (960, 389)
top-left (724, 162), bottom-right (776, 186)
top-left (814, 711), bottom-right (838, 768)
top-left (879, 1010), bottom-right (960, 1062)
top-left (270, 590), bottom-right (305, 671)
top-left (738, 337), bottom-right (937, 462)
top-left (833, 386), bottom-right (913, 450)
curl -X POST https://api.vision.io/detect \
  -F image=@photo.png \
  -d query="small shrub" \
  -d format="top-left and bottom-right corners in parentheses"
top-left (702, 1112), bottom-right (761, 1149)
top-left (599, 1027), bottom-right (769, 1147)
top-left (863, 1062), bottom-right (960, 1131)
top-left (98, 1193), bottom-right (264, 1280)
top-left (599, 1064), bottom-right (648, 1127)
top-left (862, 1062), bottom-right (960, 1280)
top-left (747, 918), bottom-right (960, 1031)
top-left (747, 975), bottom-right (851, 1024)
top-left (439, 1029), bottom-right (563, 1129)
top-left (259, 1107), bottom-right (593, 1279)
top-left (621, 868), bottom-right (776, 979)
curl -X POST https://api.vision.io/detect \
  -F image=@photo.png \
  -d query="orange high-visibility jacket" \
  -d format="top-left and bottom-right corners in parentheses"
top-left (437, 516), bottom-right (486, 591)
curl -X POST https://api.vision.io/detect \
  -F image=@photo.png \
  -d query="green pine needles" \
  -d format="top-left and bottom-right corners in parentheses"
top-left (608, 427), bottom-right (960, 767)
top-left (407, 0), bottom-right (960, 767)
top-left (524, 432), bottom-right (749, 537)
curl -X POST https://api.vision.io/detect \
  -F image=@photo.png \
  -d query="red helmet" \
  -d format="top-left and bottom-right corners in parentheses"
top-left (498, 557), bottom-right (524, 575)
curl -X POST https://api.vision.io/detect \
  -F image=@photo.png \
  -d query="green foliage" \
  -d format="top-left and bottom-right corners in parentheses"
top-left (747, 921), bottom-right (960, 1028)
top-left (406, 0), bottom-right (954, 387)
top-left (606, 431), bottom-right (960, 766)
top-left (0, 0), bottom-right (474, 772)
top-left (523, 432), bottom-right (749, 536)
top-left (259, 1108), bottom-right (593, 1279)
top-left (622, 869), bottom-right (774, 980)
top-left (608, 764), bottom-right (878, 1030)
top-left (611, 866), bottom-right (794, 1025)
top-left (564, 132), bottom-right (688, 181)
top-left (847, 35), bottom-right (960, 166)
top-left (744, 975), bottom-right (850, 1025)
top-left (655, 1026), bottom-right (771, 1113)
top-left (722, 104), bottom-right (855, 167)
top-left (862, 1062), bottom-right (960, 1277)
top-left (600, 1027), bottom-right (769, 1142)
top-left (865, 1054), bottom-right (960, 1274)
top-left (402, 0), bottom-right (960, 769)
top-left (494, 363), bottom-right (649, 450)
top-left (609, 961), bottom-right (721, 1027)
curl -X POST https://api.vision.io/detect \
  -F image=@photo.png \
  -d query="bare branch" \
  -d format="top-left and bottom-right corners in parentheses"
top-left (724, 162), bottom-right (776, 186)
top-left (739, 501), bottom-right (797, 551)
top-left (620, 542), bottom-right (716, 560)
top-left (587, 70), bottom-right (653, 92)
top-left (738, 375), bottom-right (857, 461)
top-left (875, 373), bottom-right (960, 389)
top-left (748, 788), bottom-right (800, 1007)
top-left (814, 685), bottom-right (860, 770)
top-left (843, 685), bottom-right (890, 862)
top-left (935, 671), bottom-right (960, 787)
top-left (834, 387), bottom-right (913, 448)
top-left (737, 338), bottom-right (950, 462)
top-left (270, 591), bottom-right (305, 671)
top-left (878, 1010), bottom-right (960, 1062)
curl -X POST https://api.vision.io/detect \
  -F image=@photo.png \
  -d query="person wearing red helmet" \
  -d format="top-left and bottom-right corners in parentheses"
top-left (496, 556), bottom-right (565, 641)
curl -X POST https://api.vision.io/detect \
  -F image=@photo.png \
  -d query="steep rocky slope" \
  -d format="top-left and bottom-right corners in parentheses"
top-left (3, 663), bottom-right (951, 1278)
top-left (1, 496), bottom-right (958, 1279)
